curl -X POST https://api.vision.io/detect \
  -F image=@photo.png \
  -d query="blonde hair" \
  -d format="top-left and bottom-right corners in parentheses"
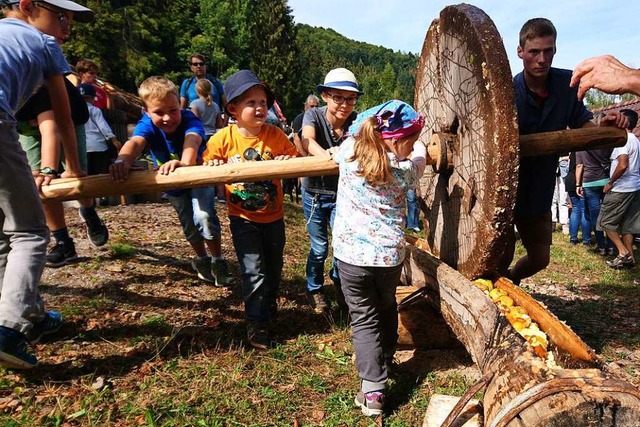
top-left (195, 79), bottom-right (213, 106)
top-left (138, 76), bottom-right (179, 106)
top-left (349, 117), bottom-right (392, 186)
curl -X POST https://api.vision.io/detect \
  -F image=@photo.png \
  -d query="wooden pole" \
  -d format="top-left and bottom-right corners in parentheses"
top-left (40, 157), bottom-right (338, 202)
top-left (519, 127), bottom-right (627, 157)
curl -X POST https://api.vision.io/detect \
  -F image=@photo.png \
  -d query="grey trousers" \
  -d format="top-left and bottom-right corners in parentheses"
top-left (338, 259), bottom-right (402, 394)
top-left (0, 114), bottom-right (48, 334)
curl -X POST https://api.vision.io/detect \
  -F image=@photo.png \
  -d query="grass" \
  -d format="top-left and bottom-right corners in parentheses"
top-left (0, 200), bottom-right (638, 425)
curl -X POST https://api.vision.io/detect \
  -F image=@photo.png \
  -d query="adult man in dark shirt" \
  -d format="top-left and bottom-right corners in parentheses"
top-left (500, 18), bottom-right (625, 284)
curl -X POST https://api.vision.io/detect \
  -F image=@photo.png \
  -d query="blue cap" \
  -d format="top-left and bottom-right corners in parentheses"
top-left (224, 70), bottom-right (275, 116)
top-left (78, 83), bottom-right (96, 98)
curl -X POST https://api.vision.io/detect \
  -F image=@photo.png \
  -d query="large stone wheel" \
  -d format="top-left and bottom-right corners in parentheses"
top-left (414, 4), bottom-right (519, 279)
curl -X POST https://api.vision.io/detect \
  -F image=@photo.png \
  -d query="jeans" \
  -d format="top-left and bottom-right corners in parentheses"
top-left (0, 116), bottom-right (48, 334)
top-left (583, 185), bottom-right (609, 248)
top-left (338, 259), bottom-right (403, 393)
top-left (406, 188), bottom-right (420, 229)
top-left (302, 189), bottom-right (339, 293)
top-left (166, 186), bottom-right (221, 243)
top-left (569, 195), bottom-right (591, 244)
top-left (230, 217), bottom-right (285, 324)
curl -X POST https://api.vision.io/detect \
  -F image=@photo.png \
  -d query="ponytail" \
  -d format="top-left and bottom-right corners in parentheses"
top-left (349, 117), bottom-right (392, 186)
top-left (195, 79), bottom-right (214, 106)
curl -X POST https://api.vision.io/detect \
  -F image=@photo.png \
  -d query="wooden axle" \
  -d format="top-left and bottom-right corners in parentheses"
top-left (40, 156), bottom-right (338, 202)
top-left (427, 127), bottom-right (628, 173)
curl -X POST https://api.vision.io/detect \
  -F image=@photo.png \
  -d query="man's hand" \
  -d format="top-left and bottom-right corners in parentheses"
top-left (571, 55), bottom-right (640, 100)
top-left (576, 186), bottom-right (584, 197)
top-left (110, 158), bottom-right (132, 182)
top-left (599, 110), bottom-right (629, 129)
top-left (603, 182), bottom-right (613, 194)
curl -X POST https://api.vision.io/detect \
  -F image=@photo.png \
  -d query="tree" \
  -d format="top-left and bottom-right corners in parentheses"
top-left (584, 89), bottom-right (637, 110)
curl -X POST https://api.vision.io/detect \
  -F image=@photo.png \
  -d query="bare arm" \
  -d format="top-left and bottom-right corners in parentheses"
top-left (301, 125), bottom-right (331, 158)
top-left (47, 74), bottom-right (83, 176)
top-left (180, 96), bottom-right (188, 110)
top-left (571, 55), bottom-right (640, 100)
top-left (604, 154), bottom-right (628, 194)
top-left (33, 110), bottom-right (59, 190)
top-left (109, 135), bottom-right (147, 181)
top-left (575, 163), bottom-right (584, 197)
top-left (292, 132), bottom-right (308, 156)
top-left (156, 133), bottom-right (201, 175)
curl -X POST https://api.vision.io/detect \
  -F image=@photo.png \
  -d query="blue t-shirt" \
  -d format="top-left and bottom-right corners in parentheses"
top-left (179, 75), bottom-right (224, 109)
top-left (132, 110), bottom-right (206, 196)
top-left (514, 68), bottom-right (593, 217)
top-left (0, 18), bottom-right (70, 119)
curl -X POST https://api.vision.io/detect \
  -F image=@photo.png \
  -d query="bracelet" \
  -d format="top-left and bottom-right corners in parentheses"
top-left (39, 167), bottom-right (58, 176)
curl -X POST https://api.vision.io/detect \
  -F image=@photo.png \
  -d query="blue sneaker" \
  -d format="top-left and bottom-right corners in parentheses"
top-left (0, 326), bottom-right (37, 369)
top-left (28, 311), bottom-right (63, 345)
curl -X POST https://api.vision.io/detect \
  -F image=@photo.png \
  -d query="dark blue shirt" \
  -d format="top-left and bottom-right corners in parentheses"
top-left (514, 68), bottom-right (592, 217)
top-left (132, 110), bottom-right (206, 196)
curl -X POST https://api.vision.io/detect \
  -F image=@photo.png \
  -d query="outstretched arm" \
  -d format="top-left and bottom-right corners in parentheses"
top-left (571, 55), bottom-right (640, 100)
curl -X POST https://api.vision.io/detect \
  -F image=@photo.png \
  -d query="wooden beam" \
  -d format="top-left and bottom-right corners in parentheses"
top-left (40, 156), bottom-right (338, 202)
top-left (519, 127), bottom-right (627, 157)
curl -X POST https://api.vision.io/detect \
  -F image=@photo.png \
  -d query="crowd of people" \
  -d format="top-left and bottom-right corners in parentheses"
top-left (1, 0), bottom-right (639, 419)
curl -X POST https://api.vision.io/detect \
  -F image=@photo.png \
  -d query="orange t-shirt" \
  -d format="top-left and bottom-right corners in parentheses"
top-left (203, 124), bottom-right (299, 223)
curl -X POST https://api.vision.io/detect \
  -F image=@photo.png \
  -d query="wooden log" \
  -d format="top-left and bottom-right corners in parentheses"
top-left (404, 237), bottom-right (640, 426)
top-left (519, 127), bottom-right (628, 157)
top-left (40, 157), bottom-right (338, 202)
top-left (423, 394), bottom-right (481, 427)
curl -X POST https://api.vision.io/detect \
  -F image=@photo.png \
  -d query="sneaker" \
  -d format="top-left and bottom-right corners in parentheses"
top-left (355, 391), bottom-right (384, 417)
top-left (409, 227), bottom-right (420, 233)
top-left (307, 291), bottom-right (328, 313)
top-left (46, 240), bottom-right (79, 268)
top-left (191, 256), bottom-right (215, 283)
top-left (606, 253), bottom-right (635, 269)
top-left (246, 324), bottom-right (270, 350)
top-left (79, 210), bottom-right (109, 247)
top-left (0, 326), bottom-right (37, 369)
top-left (28, 311), bottom-right (62, 345)
top-left (211, 259), bottom-right (234, 287)
top-left (569, 239), bottom-right (578, 245)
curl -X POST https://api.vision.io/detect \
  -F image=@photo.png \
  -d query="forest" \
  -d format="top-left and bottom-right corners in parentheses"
top-left (62, 0), bottom-right (419, 120)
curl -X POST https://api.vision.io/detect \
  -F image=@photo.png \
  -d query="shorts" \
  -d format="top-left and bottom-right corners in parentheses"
top-left (515, 211), bottom-right (553, 247)
top-left (19, 125), bottom-right (88, 171)
top-left (597, 190), bottom-right (640, 235)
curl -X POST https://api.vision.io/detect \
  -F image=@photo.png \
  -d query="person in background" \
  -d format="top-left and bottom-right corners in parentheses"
top-left (300, 68), bottom-right (361, 312)
top-left (565, 152), bottom-right (592, 245)
top-left (189, 79), bottom-right (223, 141)
top-left (291, 94), bottom-right (319, 156)
top-left (179, 53), bottom-right (226, 111)
top-left (498, 18), bottom-right (625, 285)
top-left (598, 109), bottom-right (640, 269)
top-left (80, 83), bottom-right (121, 175)
top-left (332, 100), bottom-right (426, 417)
top-left (551, 156), bottom-right (569, 234)
top-left (202, 70), bottom-right (299, 349)
top-left (0, 0), bottom-right (92, 369)
top-left (75, 58), bottom-right (110, 110)
top-left (110, 76), bottom-right (233, 287)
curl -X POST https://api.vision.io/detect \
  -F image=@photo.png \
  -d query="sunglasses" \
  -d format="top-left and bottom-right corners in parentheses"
top-left (36, 2), bottom-right (70, 29)
top-left (191, 62), bottom-right (206, 67)
top-left (328, 94), bottom-right (358, 106)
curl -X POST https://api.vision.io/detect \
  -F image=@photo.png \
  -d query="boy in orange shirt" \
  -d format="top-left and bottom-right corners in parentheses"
top-left (203, 70), bottom-right (298, 349)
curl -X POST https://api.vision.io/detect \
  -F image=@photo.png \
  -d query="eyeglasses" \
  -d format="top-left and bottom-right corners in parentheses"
top-left (36, 2), bottom-right (70, 29)
top-left (191, 62), bottom-right (206, 67)
top-left (328, 94), bottom-right (358, 106)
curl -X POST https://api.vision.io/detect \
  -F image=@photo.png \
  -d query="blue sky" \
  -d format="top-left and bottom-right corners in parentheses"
top-left (287, 0), bottom-right (639, 76)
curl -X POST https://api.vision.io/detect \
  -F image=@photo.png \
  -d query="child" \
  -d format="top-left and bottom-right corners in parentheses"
top-left (109, 76), bottom-right (232, 287)
top-left (189, 79), bottom-right (223, 141)
top-left (331, 100), bottom-right (426, 416)
top-left (75, 58), bottom-right (110, 110)
top-left (0, 0), bottom-right (93, 369)
top-left (300, 67), bottom-right (361, 313)
top-left (79, 83), bottom-right (122, 175)
top-left (202, 70), bottom-right (299, 349)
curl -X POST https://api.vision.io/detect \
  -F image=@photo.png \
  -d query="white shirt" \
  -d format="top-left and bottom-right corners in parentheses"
top-left (610, 132), bottom-right (640, 193)
top-left (84, 103), bottom-right (115, 152)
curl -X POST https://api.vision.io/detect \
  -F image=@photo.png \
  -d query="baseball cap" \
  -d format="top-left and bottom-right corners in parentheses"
top-left (2, 0), bottom-right (94, 23)
top-left (78, 83), bottom-right (96, 97)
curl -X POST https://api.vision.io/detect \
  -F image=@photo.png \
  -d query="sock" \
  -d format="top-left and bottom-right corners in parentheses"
top-left (52, 227), bottom-right (71, 243)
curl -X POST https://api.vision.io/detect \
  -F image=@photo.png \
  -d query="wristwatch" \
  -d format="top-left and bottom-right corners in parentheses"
top-left (39, 167), bottom-right (59, 176)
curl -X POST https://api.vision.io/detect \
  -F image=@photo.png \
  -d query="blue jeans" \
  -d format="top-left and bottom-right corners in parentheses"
top-left (302, 189), bottom-right (339, 293)
top-left (165, 186), bottom-right (221, 243)
top-left (569, 195), bottom-right (591, 244)
top-left (583, 186), bottom-right (609, 248)
top-left (230, 217), bottom-right (285, 324)
top-left (406, 188), bottom-right (420, 229)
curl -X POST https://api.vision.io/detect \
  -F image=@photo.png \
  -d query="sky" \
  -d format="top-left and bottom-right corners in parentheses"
top-left (287, 0), bottom-right (639, 76)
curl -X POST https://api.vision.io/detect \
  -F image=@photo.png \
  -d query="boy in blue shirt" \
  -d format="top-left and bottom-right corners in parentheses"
top-left (0, 0), bottom-right (93, 369)
top-left (109, 76), bottom-right (232, 286)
